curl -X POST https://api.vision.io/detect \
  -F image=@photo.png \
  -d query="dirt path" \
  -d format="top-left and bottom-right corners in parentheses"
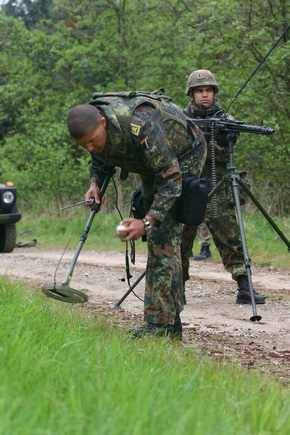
top-left (1, 247), bottom-right (289, 385)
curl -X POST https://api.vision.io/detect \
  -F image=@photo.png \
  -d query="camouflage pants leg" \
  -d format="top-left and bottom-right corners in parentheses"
top-left (205, 185), bottom-right (247, 280)
top-left (197, 221), bottom-right (211, 246)
top-left (181, 187), bottom-right (247, 283)
top-left (181, 224), bottom-right (198, 283)
top-left (144, 212), bottom-right (184, 325)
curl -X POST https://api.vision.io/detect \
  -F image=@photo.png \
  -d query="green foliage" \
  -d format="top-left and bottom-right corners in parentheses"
top-left (1, 0), bottom-right (55, 29)
top-left (0, 277), bottom-right (289, 434)
top-left (0, 1), bottom-right (289, 215)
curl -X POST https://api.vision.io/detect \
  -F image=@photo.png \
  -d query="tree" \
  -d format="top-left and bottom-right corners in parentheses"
top-left (0, 0), bottom-right (289, 215)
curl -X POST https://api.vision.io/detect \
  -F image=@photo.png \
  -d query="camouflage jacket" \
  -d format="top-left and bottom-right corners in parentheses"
top-left (89, 93), bottom-right (206, 223)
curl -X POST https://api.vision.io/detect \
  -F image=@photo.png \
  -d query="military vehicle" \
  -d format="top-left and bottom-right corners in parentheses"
top-left (0, 169), bottom-right (21, 252)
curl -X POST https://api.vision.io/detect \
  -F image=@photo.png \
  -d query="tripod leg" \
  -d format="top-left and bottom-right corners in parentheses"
top-left (237, 178), bottom-right (290, 251)
top-left (113, 271), bottom-right (146, 309)
top-left (207, 179), bottom-right (224, 200)
top-left (232, 175), bottom-right (262, 322)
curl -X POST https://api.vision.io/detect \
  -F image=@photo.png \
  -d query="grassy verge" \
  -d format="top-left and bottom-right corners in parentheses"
top-left (16, 209), bottom-right (125, 251)
top-left (16, 209), bottom-right (290, 268)
top-left (0, 277), bottom-right (289, 435)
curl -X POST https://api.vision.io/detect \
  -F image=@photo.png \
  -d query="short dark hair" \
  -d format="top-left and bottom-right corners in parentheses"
top-left (67, 104), bottom-right (103, 139)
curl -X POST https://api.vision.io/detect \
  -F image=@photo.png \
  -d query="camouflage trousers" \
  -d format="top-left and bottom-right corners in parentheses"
top-left (197, 221), bottom-right (211, 246)
top-left (181, 183), bottom-right (247, 283)
top-left (144, 211), bottom-right (184, 325)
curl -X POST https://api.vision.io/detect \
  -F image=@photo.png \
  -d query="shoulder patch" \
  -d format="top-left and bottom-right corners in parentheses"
top-left (130, 123), bottom-right (141, 136)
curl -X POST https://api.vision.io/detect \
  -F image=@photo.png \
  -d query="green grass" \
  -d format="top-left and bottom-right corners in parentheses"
top-left (16, 208), bottom-right (125, 250)
top-left (242, 212), bottom-right (290, 268)
top-left (188, 212), bottom-right (290, 269)
top-left (16, 209), bottom-right (290, 268)
top-left (0, 277), bottom-right (289, 435)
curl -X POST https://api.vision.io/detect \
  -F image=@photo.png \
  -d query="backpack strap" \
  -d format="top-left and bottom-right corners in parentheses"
top-left (91, 89), bottom-right (172, 103)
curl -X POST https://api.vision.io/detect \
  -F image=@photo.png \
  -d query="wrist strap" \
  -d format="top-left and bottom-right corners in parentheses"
top-left (141, 218), bottom-right (152, 232)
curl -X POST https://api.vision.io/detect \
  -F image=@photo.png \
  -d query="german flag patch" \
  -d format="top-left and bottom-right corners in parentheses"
top-left (130, 123), bottom-right (141, 136)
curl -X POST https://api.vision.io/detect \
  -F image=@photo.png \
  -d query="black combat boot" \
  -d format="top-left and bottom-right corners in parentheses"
top-left (128, 317), bottom-right (182, 340)
top-left (236, 276), bottom-right (266, 304)
top-left (173, 314), bottom-right (183, 340)
top-left (194, 245), bottom-right (211, 261)
top-left (183, 284), bottom-right (187, 305)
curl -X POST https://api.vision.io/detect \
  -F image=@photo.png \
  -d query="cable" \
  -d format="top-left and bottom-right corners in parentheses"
top-left (112, 176), bottom-right (143, 301)
top-left (53, 238), bottom-right (71, 287)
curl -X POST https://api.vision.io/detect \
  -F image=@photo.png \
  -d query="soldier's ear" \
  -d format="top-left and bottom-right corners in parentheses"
top-left (100, 116), bottom-right (107, 127)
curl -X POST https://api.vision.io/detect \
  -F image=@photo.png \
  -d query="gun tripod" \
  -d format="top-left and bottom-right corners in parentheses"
top-left (208, 134), bottom-right (290, 322)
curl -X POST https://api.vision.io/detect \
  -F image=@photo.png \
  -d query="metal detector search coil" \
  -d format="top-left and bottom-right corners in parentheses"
top-left (42, 284), bottom-right (88, 304)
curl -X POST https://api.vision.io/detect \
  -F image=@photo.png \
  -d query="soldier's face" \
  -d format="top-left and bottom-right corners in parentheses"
top-left (192, 86), bottom-right (215, 107)
top-left (75, 117), bottom-right (107, 154)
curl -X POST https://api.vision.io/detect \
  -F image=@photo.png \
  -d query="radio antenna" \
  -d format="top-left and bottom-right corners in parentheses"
top-left (226, 24), bottom-right (289, 113)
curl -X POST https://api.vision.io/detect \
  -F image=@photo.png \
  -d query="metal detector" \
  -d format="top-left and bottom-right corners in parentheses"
top-left (42, 172), bottom-right (114, 303)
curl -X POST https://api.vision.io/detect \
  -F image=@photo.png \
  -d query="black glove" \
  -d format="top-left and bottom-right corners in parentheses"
top-left (216, 131), bottom-right (239, 148)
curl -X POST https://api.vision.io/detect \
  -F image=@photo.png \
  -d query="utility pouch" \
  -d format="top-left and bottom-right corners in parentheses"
top-left (130, 187), bottom-right (149, 242)
top-left (131, 186), bottom-right (146, 219)
top-left (170, 175), bottom-right (210, 226)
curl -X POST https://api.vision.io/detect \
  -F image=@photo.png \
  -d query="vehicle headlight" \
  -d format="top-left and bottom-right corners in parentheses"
top-left (3, 191), bottom-right (14, 204)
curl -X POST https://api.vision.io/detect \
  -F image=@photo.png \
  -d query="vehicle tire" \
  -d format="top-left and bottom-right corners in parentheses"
top-left (0, 223), bottom-right (17, 253)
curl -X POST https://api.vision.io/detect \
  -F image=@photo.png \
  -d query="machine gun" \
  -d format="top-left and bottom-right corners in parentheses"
top-left (192, 117), bottom-right (274, 141)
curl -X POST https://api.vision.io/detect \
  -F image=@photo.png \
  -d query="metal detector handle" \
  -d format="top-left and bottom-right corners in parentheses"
top-left (91, 173), bottom-right (112, 211)
top-left (61, 199), bottom-right (94, 211)
top-left (61, 173), bottom-right (113, 286)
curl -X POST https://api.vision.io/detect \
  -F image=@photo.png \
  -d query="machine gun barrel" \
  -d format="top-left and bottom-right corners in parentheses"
top-left (193, 118), bottom-right (274, 136)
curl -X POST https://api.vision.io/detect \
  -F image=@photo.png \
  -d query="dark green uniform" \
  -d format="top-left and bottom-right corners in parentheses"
top-left (181, 100), bottom-right (247, 283)
top-left (89, 94), bottom-right (206, 325)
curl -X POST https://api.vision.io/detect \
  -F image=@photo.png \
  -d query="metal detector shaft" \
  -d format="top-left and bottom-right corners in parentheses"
top-left (61, 174), bottom-right (112, 287)
top-left (113, 270), bottom-right (146, 309)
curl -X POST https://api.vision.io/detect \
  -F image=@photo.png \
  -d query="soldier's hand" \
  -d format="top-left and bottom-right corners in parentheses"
top-left (117, 218), bottom-right (147, 241)
top-left (85, 182), bottom-right (105, 206)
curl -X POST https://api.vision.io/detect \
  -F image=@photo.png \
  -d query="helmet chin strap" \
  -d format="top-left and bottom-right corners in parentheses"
top-left (189, 100), bottom-right (222, 118)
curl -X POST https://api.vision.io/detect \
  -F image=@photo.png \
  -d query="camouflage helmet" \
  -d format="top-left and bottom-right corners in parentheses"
top-left (185, 70), bottom-right (219, 95)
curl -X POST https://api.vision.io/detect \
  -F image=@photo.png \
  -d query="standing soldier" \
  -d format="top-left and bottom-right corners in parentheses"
top-left (181, 70), bottom-right (266, 304)
top-left (67, 92), bottom-right (207, 339)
